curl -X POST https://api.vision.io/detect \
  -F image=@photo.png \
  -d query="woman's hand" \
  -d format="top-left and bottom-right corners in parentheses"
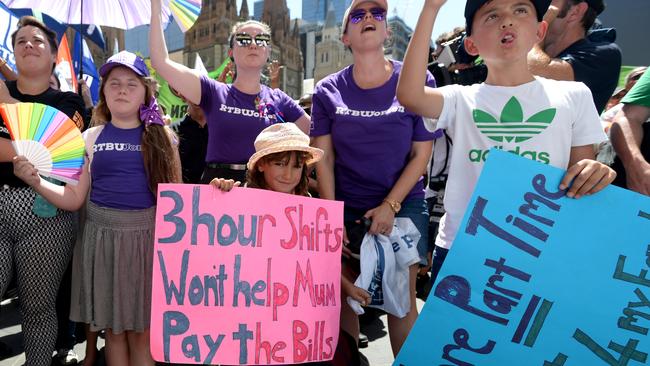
top-left (13, 156), bottom-right (40, 186)
top-left (210, 178), bottom-right (240, 192)
top-left (364, 202), bottom-right (395, 236)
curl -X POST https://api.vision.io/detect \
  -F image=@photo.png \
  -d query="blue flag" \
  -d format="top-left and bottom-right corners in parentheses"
top-left (73, 32), bottom-right (99, 105)
top-left (10, 8), bottom-right (105, 50)
top-left (0, 3), bottom-right (19, 76)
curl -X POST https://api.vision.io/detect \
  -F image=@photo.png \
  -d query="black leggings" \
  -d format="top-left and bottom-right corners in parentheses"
top-left (0, 187), bottom-right (75, 366)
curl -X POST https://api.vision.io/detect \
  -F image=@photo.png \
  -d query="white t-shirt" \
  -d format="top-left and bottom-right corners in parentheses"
top-left (429, 77), bottom-right (607, 249)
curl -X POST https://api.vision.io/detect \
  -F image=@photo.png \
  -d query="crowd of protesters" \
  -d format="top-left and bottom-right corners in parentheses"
top-left (0, 0), bottom-right (646, 365)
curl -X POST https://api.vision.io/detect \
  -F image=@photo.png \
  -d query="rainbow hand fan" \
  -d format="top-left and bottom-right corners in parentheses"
top-left (169, 0), bottom-right (202, 33)
top-left (0, 103), bottom-right (85, 185)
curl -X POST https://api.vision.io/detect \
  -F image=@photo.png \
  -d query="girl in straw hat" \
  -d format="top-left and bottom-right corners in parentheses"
top-left (212, 123), bottom-right (325, 197)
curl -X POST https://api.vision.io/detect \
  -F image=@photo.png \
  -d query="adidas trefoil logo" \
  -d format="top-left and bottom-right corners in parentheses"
top-left (473, 96), bottom-right (556, 143)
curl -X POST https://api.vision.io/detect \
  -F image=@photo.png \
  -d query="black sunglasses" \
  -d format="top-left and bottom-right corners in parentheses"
top-left (234, 33), bottom-right (271, 48)
top-left (348, 7), bottom-right (386, 24)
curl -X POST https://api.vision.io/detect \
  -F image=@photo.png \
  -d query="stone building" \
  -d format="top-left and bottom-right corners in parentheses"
top-left (260, 0), bottom-right (303, 98)
top-left (89, 0), bottom-right (303, 98)
top-left (312, 2), bottom-right (352, 84)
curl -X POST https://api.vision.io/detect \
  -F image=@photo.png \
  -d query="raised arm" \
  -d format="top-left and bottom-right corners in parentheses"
top-left (150, 0), bottom-right (202, 105)
top-left (0, 57), bottom-right (17, 81)
top-left (396, 0), bottom-right (446, 119)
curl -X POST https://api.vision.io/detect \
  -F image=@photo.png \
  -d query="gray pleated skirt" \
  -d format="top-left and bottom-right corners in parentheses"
top-left (70, 201), bottom-right (155, 334)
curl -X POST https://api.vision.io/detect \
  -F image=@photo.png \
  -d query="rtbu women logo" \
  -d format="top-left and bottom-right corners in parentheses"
top-left (473, 97), bottom-right (556, 143)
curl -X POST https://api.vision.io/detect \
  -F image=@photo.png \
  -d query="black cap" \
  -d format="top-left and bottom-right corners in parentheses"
top-left (465, 0), bottom-right (551, 35)
top-left (583, 0), bottom-right (605, 15)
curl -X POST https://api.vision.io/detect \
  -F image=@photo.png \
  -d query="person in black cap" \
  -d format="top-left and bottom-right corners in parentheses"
top-left (528, 0), bottom-right (621, 114)
top-left (397, 0), bottom-right (617, 292)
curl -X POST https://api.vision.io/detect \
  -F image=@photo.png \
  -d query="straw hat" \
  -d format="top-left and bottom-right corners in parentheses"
top-left (247, 123), bottom-right (324, 171)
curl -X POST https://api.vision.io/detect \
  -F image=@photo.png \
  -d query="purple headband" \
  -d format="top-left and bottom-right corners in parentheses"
top-left (139, 98), bottom-right (165, 127)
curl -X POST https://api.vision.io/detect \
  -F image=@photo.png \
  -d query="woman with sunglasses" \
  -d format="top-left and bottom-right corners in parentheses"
top-left (311, 0), bottom-right (436, 357)
top-left (150, 0), bottom-right (310, 182)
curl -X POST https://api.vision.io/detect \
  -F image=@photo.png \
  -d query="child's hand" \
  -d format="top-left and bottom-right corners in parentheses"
top-left (343, 280), bottom-right (371, 306)
top-left (560, 159), bottom-right (617, 199)
top-left (210, 178), bottom-right (241, 192)
top-left (13, 156), bottom-right (40, 187)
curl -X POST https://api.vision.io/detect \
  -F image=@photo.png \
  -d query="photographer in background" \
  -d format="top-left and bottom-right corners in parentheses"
top-left (427, 27), bottom-right (486, 87)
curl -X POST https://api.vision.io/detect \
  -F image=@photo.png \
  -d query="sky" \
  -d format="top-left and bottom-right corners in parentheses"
top-left (236, 0), bottom-right (466, 41)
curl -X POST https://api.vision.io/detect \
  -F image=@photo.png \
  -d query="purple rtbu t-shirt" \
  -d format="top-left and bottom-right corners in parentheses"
top-left (311, 60), bottom-right (436, 210)
top-left (199, 75), bottom-right (306, 163)
top-left (90, 122), bottom-right (155, 209)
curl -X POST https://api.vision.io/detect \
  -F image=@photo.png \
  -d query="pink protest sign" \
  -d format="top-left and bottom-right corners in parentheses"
top-left (150, 184), bottom-right (343, 365)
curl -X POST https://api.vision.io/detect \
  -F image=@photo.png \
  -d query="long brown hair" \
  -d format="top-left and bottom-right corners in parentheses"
top-left (247, 151), bottom-right (311, 196)
top-left (93, 68), bottom-right (181, 193)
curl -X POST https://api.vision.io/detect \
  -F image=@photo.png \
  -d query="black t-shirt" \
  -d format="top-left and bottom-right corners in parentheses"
top-left (0, 80), bottom-right (86, 188)
top-left (558, 29), bottom-right (622, 114)
top-left (170, 115), bottom-right (208, 184)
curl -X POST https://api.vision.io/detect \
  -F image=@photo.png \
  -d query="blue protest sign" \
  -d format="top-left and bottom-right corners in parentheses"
top-left (395, 149), bottom-right (650, 366)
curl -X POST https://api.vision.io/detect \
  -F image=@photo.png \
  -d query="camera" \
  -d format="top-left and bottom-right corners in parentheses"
top-left (428, 32), bottom-right (487, 87)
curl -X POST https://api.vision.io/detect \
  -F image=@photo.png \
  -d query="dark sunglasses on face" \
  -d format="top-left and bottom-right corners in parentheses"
top-left (348, 7), bottom-right (387, 24)
top-left (234, 33), bottom-right (271, 48)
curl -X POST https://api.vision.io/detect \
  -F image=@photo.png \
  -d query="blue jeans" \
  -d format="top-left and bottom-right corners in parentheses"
top-left (344, 198), bottom-right (430, 265)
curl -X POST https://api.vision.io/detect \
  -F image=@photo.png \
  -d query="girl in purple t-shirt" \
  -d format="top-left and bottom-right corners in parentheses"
top-left (311, 0), bottom-right (435, 357)
top-left (150, 0), bottom-right (310, 184)
top-left (13, 51), bottom-right (182, 366)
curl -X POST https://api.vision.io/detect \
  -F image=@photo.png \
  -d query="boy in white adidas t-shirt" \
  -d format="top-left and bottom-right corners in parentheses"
top-left (397, 0), bottom-right (616, 279)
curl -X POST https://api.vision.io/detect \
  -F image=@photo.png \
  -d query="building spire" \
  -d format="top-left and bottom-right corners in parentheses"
top-left (324, 0), bottom-right (336, 29)
top-left (239, 0), bottom-right (250, 20)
